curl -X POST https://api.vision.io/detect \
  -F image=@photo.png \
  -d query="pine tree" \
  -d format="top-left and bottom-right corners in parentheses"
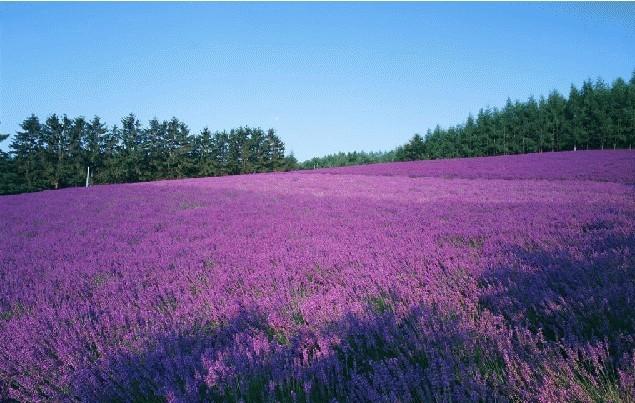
top-left (213, 130), bottom-right (230, 175)
top-left (591, 78), bottom-right (612, 150)
top-left (464, 114), bottom-right (477, 157)
top-left (85, 116), bottom-right (108, 183)
top-left (609, 77), bottom-right (632, 149)
top-left (163, 117), bottom-right (192, 179)
top-left (10, 115), bottom-right (45, 190)
top-left (192, 127), bottom-right (216, 177)
top-left (545, 90), bottom-right (567, 151)
top-left (0, 133), bottom-right (21, 194)
top-left (628, 71), bottom-right (635, 149)
top-left (523, 97), bottom-right (540, 153)
top-left (66, 117), bottom-right (86, 186)
top-left (99, 124), bottom-right (122, 183)
top-left (120, 114), bottom-right (143, 182)
top-left (40, 114), bottom-right (72, 189)
top-left (500, 98), bottom-right (516, 154)
top-left (144, 118), bottom-right (167, 179)
top-left (226, 128), bottom-right (248, 174)
top-left (398, 133), bottom-right (426, 161)
top-left (564, 85), bottom-right (584, 150)
top-left (283, 152), bottom-right (298, 171)
top-left (265, 129), bottom-right (286, 171)
top-left (247, 128), bottom-right (266, 173)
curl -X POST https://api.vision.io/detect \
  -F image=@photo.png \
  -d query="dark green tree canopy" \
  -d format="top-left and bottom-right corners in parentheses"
top-left (2, 71), bottom-right (634, 194)
top-left (0, 115), bottom-right (293, 195)
top-left (393, 72), bottom-right (635, 162)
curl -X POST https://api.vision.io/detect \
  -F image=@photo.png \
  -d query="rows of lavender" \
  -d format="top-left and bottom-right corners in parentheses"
top-left (1, 150), bottom-right (634, 401)
top-left (314, 150), bottom-right (635, 183)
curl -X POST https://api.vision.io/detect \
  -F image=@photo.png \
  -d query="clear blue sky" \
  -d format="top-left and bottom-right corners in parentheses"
top-left (1, 2), bottom-right (634, 161)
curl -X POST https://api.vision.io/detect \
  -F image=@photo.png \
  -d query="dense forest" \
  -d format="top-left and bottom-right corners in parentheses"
top-left (1, 72), bottom-right (634, 194)
top-left (0, 115), bottom-right (296, 194)
top-left (300, 73), bottom-right (635, 168)
top-left (395, 74), bottom-right (635, 161)
top-left (300, 150), bottom-right (396, 169)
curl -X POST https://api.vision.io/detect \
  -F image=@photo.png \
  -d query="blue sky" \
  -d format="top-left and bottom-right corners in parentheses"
top-left (1, 2), bottom-right (634, 161)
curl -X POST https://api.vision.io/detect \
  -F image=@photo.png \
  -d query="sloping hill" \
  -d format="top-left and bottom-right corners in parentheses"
top-left (1, 151), bottom-right (634, 401)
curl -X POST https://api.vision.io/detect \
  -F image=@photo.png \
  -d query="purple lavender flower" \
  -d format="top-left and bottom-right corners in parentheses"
top-left (1, 150), bottom-right (634, 401)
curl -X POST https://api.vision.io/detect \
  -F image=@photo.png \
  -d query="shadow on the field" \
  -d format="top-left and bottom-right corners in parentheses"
top-left (70, 299), bottom-right (510, 402)
top-left (68, 232), bottom-right (635, 402)
top-left (478, 231), bottom-right (635, 349)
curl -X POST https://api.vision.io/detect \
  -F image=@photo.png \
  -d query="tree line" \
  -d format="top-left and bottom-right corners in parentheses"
top-left (300, 150), bottom-right (396, 169)
top-left (2, 72), bottom-right (634, 194)
top-left (395, 73), bottom-right (635, 161)
top-left (296, 72), bottom-right (635, 170)
top-left (0, 114), bottom-right (297, 194)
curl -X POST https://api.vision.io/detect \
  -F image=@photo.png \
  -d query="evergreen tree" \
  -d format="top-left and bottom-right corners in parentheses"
top-left (40, 114), bottom-right (72, 189)
top-left (628, 71), bottom-right (635, 149)
top-left (66, 117), bottom-right (86, 186)
top-left (609, 77), bottom-right (630, 149)
top-left (213, 130), bottom-right (230, 175)
top-left (226, 128), bottom-right (246, 175)
top-left (500, 98), bottom-right (516, 154)
top-left (10, 115), bottom-right (45, 190)
top-left (162, 117), bottom-right (191, 179)
top-left (563, 85), bottom-right (583, 150)
top-left (246, 128), bottom-right (268, 173)
top-left (2, 71), bottom-right (634, 195)
top-left (464, 114), bottom-right (477, 156)
top-left (0, 133), bottom-right (22, 194)
top-left (266, 129), bottom-right (286, 171)
top-left (120, 114), bottom-right (143, 182)
top-left (192, 127), bottom-right (216, 177)
top-left (142, 118), bottom-right (166, 180)
top-left (99, 124), bottom-right (122, 183)
top-left (396, 133), bottom-right (426, 161)
top-left (545, 90), bottom-right (567, 151)
top-left (392, 73), bottom-right (634, 163)
top-left (85, 116), bottom-right (108, 184)
top-left (283, 152), bottom-right (298, 171)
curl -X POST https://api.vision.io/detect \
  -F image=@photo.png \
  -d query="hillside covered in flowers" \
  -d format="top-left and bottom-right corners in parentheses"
top-left (1, 150), bottom-right (634, 401)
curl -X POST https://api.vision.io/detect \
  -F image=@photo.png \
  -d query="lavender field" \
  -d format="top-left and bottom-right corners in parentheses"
top-left (1, 150), bottom-right (634, 402)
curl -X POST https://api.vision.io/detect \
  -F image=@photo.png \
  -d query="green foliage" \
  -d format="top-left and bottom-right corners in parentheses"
top-left (9, 115), bottom-right (47, 191)
top-left (394, 73), bottom-right (635, 161)
top-left (300, 150), bottom-right (395, 169)
top-left (2, 72), bottom-right (634, 194)
top-left (298, 72), bottom-right (635, 169)
top-left (395, 133), bottom-right (426, 161)
top-left (0, 115), bottom-right (294, 195)
top-left (0, 133), bottom-right (25, 194)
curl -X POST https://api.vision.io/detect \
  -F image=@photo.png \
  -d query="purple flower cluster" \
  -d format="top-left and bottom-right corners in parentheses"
top-left (1, 150), bottom-right (634, 401)
top-left (311, 150), bottom-right (635, 183)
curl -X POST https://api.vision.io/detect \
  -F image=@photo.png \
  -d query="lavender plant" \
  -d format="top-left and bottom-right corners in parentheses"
top-left (1, 150), bottom-right (634, 402)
